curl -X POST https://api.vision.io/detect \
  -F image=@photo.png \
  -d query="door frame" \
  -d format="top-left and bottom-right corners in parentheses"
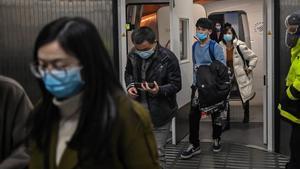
top-left (118, 0), bottom-right (276, 149)
top-left (264, 0), bottom-right (275, 151)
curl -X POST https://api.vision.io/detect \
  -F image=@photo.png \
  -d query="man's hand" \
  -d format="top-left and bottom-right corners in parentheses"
top-left (141, 81), bottom-right (160, 95)
top-left (127, 87), bottom-right (139, 98)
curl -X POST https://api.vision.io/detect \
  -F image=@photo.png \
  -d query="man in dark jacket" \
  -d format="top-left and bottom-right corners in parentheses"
top-left (0, 75), bottom-right (33, 169)
top-left (125, 26), bottom-right (181, 169)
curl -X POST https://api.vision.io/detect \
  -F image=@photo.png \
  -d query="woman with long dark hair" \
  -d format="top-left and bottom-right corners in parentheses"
top-left (219, 23), bottom-right (258, 126)
top-left (210, 21), bottom-right (223, 43)
top-left (28, 17), bottom-right (159, 169)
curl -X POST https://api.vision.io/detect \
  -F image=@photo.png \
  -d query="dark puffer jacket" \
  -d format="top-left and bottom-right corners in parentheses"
top-left (125, 43), bottom-right (182, 127)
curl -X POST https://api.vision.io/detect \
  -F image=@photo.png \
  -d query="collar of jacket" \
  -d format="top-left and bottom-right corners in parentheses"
top-left (219, 38), bottom-right (241, 48)
top-left (29, 123), bottom-right (79, 169)
top-left (29, 93), bottom-right (118, 169)
top-left (291, 38), bottom-right (300, 62)
top-left (50, 123), bottom-right (78, 169)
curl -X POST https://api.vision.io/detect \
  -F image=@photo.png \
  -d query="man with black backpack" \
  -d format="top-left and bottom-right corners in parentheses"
top-left (181, 18), bottom-right (227, 159)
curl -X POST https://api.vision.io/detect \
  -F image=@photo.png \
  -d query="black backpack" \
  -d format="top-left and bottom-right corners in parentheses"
top-left (192, 40), bottom-right (231, 107)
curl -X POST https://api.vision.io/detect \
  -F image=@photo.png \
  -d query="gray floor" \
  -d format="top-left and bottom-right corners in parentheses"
top-left (166, 142), bottom-right (288, 169)
top-left (165, 104), bottom-right (289, 168)
top-left (181, 104), bottom-right (265, 148)
top-left (187, 122), bottom-right (266, 148)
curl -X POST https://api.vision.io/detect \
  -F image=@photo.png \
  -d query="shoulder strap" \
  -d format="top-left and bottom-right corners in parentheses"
top-left (237, 45), bottom-right (247, 67)
top-left (209, 40), bottom-right (216, 61)
top-left (192, 41), bottom-right (199, 64)
top-left (193, 40), bottom-right (216, 62)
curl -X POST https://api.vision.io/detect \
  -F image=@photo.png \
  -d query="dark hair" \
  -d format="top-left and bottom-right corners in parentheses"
top-left (214, 21), bottom-right (222, 26)
top-left (131, 26), bottom-right (156, 44)
top-left (222, 22), bottom-right (238, 44)
top-left (30, 17), bottom-right (123, 166)
top-left (196, 18), bottom-right (213, 30)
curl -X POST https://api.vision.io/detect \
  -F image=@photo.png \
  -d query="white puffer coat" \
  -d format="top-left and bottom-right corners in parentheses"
top-left (219, 39), bottom-right (258, 103)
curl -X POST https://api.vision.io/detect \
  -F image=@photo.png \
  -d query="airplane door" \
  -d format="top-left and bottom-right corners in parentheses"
top-left (121, 0), bottom-right (207, 144)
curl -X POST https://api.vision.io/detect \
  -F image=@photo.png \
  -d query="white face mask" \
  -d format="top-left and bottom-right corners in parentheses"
top-left (215, 25), bottom-right (221, 31)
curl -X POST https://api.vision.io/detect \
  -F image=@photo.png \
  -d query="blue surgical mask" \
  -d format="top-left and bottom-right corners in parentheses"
top-left (196, 32), bottom-right (208, 41)
top-left (41, 67), bottom-right (84, 99)
top-left (223, 34), bottom-right (233, 42)
top-left (135, 48), bottom-right (155, 59)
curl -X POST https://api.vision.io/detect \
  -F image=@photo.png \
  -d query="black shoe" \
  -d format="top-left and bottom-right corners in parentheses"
top-left (212, 138), bottom-right (222, 152)
top-left (243, 116), bottom-right (249, 123)
top-left (243, 112), bottom-right (249, 123)
top-left (180, 144), bottom-right (201, 159)
top-left (243, 110), bottom-right (249, 123)
top-left (223, 124), bottom-right (230, 131)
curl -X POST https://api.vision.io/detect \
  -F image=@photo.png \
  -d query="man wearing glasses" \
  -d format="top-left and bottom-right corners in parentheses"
top-left (278, 10), bottom-right (300, 169)
top-left (125, 26), bottom-right (181, 169)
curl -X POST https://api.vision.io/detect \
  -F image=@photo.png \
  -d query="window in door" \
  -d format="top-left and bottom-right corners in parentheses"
top-left (179, 18), bottom-right (189, 61)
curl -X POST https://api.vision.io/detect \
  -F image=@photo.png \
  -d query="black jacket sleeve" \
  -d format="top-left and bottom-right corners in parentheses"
top-left (124, 56), bottom-right (135, 90)
top-left (158, 52), bottom-right (182, 97)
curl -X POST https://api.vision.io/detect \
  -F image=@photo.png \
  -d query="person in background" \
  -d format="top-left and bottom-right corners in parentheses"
top-left (210, 21), bottom-right (223, 43)
top-left (180, 18), bottom-right (226, 160)
top-left (219, 23), bottom-right (258, 125)
top-left (0, 75), bottom-right (32, 169)
top-left (125, 26), bottom-right (182, 169)
top-left (278, 10), bottom-right (300, 169)
top-left (28, 17), bottom-right (160, 169)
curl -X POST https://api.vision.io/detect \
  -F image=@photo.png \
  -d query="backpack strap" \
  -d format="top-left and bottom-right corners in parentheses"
top-left (192, 41), bottom-right (199, 64)
top-left (208, 40), bottom-right (216, 61)
top-left (237, 45), bottom-right (247, 67)
top-left (193, 40), bottom-right (216, 62)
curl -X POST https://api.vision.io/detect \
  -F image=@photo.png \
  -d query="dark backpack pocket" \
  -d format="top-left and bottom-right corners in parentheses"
top-left (196, 61), bottom-right (230, 107)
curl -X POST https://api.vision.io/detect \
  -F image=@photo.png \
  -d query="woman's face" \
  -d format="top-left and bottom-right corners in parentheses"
top-left (37, 41), bottom-right (80, 71)
top-left (36, 41), bottom-right (85, 99)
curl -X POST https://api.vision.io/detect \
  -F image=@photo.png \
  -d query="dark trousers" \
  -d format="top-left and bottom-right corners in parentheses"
top-left (243, 100), bottom-right (249, 115)
top-left (286, 124), bottom-right (300, 169)
top-left (225, 100), bottom-right (249, 125)
top-left (189, 106), bottom-right (222, 148)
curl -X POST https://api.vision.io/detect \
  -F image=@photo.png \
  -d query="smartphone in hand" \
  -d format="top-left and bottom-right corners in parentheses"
top-left (134, 82), bottom-right (155, 89)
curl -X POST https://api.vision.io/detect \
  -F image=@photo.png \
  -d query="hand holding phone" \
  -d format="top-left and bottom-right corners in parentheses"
top-left (146, 82), bottom-right (155, 88)
top-left (141, 81), bottom-right (159, 95)
top-left (134, 82), bottom-right (155, 89)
